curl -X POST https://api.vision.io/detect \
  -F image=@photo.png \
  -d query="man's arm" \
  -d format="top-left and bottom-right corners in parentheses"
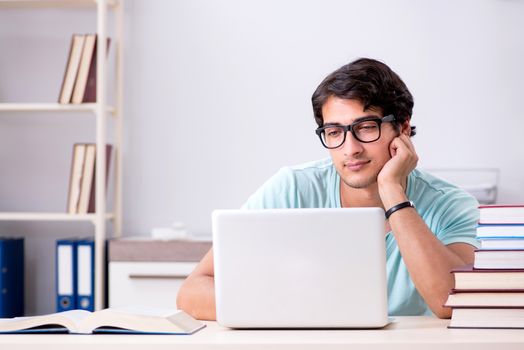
top-left (176, 248), bottom-right (217, 320)
top-left (385, 200), bottom-right (474, 318)
top-left (378, 132), bottom-right (475, 318)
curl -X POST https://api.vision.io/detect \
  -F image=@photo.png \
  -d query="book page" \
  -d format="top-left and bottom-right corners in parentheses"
top-left (0, 310), bottom-right (91, 333)
top-left (82, 306), bottom-right (204, 334)
top-left (60, 309), bottom-right (92, 323)
top-left (98, 305), bottom-right (179, 318)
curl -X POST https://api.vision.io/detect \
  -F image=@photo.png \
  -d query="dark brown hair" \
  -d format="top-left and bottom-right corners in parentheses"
top-left (311, 58), bottom-right (416, 136)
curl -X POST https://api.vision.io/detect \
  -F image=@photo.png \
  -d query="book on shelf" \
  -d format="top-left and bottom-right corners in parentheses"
top-left (58, 34), bottom-right (86, 104)
top-left (0, 238), bottom-right (24, 318)
top-left (0, 306), bottom-right (205, 335)
top-left (67, 144), bottom-right (87, 214)
top-left (71, 34), bottom-right (111, 104)
top-left (479, 204), bottom-right (524, 224)
top-left (83, 144), bottom-right (112, 214)
top-left (77, 144), bottom-right (96, 214)
top-left (67, 143), bottom-right (112, 215)
top-left (444, 290), bottom-right (524, 307)
top-left (474, 249), bottom-right (524, 269)
top-left (476, 223), bottom-right (524, 238)
top-left (448, 308), bottom-right (524, 329)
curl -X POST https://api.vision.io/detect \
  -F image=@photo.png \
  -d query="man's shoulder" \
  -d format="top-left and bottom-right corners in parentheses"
top-left (408, 168), bottom-right (479, 211)
top-left (409, 168), bottom-right (466, 194)
top-left (242, 158), bottom-right (338, 209)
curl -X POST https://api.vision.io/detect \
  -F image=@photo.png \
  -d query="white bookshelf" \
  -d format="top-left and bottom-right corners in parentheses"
top-left (0, 0), bottom-right (124, 311)
top-left (0, 103), bottom-right (116, 115)
top-left (0, 212), bottom-right (115, 222)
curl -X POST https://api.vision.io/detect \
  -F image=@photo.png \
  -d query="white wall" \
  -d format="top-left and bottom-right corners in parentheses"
top-left (0, 0), bottom-right (523, 315)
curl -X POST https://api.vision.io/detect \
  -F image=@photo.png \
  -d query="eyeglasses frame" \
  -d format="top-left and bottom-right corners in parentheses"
top-left (315, 114), bottom-right (396, 149)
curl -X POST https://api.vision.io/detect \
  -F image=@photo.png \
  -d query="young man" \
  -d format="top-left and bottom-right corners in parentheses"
top-left (177, 58), bottom-right (479, 319)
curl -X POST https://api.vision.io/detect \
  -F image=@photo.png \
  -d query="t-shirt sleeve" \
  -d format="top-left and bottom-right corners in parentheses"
top-left (432, 189), bottom-right (480, 248)
top-left (241, 167), bottom-right (298, 209)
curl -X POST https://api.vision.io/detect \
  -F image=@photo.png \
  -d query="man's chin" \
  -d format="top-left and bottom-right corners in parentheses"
top-left (341, 175), bottom-right (377, 189)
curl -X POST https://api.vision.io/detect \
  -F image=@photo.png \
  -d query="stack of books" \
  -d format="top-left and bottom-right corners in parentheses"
top-left (67, 143), bottom-right (112, 214)
top-left (446, 204), bottom-right (524, 328)
top-left (58, 34), bottom-right (110, 104)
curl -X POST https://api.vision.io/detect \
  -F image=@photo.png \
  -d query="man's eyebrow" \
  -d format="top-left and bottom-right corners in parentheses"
top-left (323, 115), bottom-right (382, 126)
top-left (354, 115), bottom-right (381, 123)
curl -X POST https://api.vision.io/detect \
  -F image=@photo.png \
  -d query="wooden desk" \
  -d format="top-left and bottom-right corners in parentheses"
top-left (1, 316), bottom-right (523, 349)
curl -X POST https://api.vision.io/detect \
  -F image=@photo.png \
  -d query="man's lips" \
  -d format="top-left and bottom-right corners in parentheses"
top-left (344, 160), bottom-right (370, 171)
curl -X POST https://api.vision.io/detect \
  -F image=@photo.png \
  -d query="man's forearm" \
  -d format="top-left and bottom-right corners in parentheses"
top-left (177, 275), bottom-right (217, 320)
top-left (388, 207), bottom-right (467, 318)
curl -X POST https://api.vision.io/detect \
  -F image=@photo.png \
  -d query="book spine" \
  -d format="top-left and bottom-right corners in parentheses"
top-left (88, 144), bottom-right (113, 213)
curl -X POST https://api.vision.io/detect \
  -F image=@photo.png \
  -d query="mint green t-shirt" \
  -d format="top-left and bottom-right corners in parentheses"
top-left (242, 158), bottom-right (480, 316)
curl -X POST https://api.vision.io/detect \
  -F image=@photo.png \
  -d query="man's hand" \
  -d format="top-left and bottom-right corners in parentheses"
top-left (377, 133), bottom-right (418, 209)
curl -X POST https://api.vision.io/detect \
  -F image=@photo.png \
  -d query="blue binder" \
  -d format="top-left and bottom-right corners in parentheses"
top-left (0, 238), bottom-right (24, 317)
top-left (76, 238), bottom-right (95, 311)
top-left (56, 239), bottom-right (77, 312)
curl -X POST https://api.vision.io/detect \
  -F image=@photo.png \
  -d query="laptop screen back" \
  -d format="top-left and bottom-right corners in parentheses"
top-left (212, 208), bottom-right (388, 328)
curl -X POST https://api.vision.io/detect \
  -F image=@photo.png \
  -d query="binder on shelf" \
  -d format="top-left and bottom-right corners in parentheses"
top-left (58, 34), bottom-right (86, 104)
top-left (0, 238), bottom-right (24, 318)
top-left (56, 239), bottom-right (78, 312)
top-left (76, 239), bottom-right (95, 311)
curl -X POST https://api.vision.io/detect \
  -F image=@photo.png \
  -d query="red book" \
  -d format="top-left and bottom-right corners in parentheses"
top-left (73, 144), bottom-right (113, 214)
top-left (71, 34), bottom-right (111, 104)
top-left (58, 34), bottom-right (86, 104)
top-left (86, 144), bottom-right (113, 213)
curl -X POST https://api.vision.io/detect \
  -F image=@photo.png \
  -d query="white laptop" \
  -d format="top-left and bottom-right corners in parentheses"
top-left (212, 208), bottom-right (389, 329)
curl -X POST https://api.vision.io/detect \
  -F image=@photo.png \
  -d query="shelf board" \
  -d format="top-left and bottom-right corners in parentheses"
top-left (0, 0), bottom-right (118, 8)
top-left (0, 212), bottom-right (114, 222)
top-left (0, 103), bottom-right (116, 116)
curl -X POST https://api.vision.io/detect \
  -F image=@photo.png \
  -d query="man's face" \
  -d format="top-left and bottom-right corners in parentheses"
top-left (321, 96), bottom-right (400, 189)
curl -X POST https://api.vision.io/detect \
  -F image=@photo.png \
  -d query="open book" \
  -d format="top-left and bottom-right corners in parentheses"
top-left (0, 306), bottom-right (205, 335)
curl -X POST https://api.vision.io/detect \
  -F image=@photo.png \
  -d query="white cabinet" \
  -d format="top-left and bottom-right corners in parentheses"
top-left (108, 238), bottom-right (211, 308)
top-left (109, 261), bottom-right (197, 308)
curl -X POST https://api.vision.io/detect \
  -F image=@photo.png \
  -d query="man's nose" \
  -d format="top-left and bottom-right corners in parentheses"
top-left (341, 131), bottom-right (364, 156)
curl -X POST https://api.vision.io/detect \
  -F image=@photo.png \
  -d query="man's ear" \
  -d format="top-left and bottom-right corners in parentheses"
top-left (400, 120), bottom-right (411, 136)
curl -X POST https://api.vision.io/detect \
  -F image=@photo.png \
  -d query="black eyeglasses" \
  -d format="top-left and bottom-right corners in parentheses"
top-left (315, 114), bottom-right (396, 149)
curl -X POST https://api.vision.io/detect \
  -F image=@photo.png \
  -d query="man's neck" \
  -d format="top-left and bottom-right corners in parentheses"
top-left (340, 182), bottom-right (384, 209)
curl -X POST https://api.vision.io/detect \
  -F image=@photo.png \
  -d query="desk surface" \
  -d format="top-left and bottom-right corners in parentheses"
top-left (1, 316), bottom-right (524, 350)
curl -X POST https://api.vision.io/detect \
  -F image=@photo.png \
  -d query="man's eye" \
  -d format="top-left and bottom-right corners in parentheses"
top-left (356, 123), bottom-right (378, 132)
top-left (326, 129), bottom-right (343, 137)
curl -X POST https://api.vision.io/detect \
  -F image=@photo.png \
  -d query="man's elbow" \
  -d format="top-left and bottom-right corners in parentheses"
top-left (176, 278), bottom-right (192, 313)
top-left (433, 306), bottom-right (452, 319)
